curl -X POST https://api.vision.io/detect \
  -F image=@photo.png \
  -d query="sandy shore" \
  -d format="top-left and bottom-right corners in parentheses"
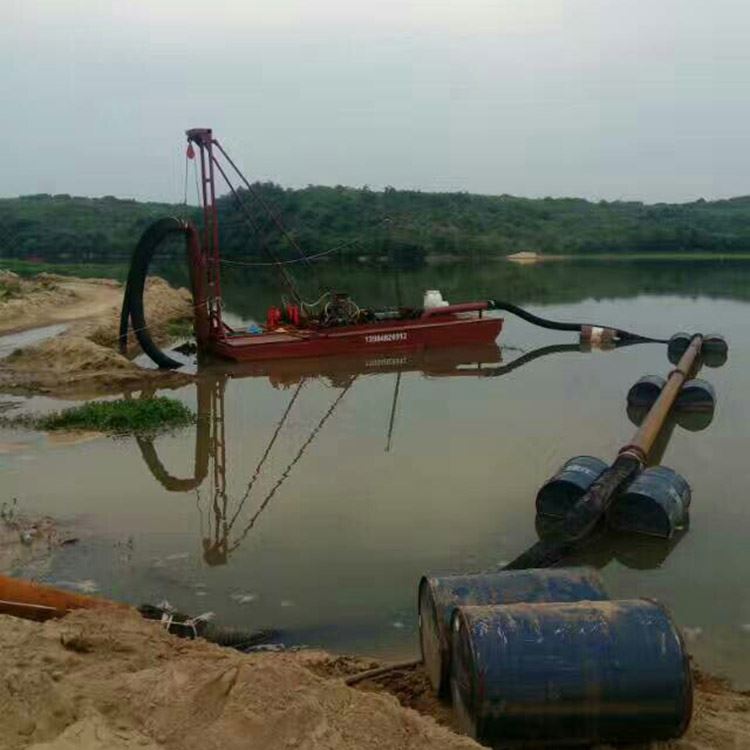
top-left (0, 272), bottom-right (193, 397)
top-left (0, 608), bottom-right (748, 750)
top-left (0, 275), bottom-right (124, 337)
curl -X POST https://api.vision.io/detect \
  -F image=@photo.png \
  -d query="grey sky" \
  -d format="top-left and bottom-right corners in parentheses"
top-left (2, 0), bottom-right (748, 203)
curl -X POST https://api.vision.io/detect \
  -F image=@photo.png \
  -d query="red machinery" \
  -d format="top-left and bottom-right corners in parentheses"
top-left (184, 128), bottom-right (502, 363)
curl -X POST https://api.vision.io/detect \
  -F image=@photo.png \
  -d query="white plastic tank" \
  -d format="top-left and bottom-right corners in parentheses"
top-left (423, 289), bottom-right (450, 309)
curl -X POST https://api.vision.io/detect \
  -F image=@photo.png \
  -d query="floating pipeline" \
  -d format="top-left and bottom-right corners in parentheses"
top-left (418, 568), bottom-right (608, 696)
top-left (505, 333), bottom-right (709, 570)
top-left (485, 299), bottom-right (668, 344)
top-left (450, 599), bottom-right (693, 748)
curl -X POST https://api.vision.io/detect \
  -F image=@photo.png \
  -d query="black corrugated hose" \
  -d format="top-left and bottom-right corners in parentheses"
top-left (138, 603), bottom-right (278, 651)
top-left (119, 217), bottom-right (190, 370)
top-left (486, 299), bottom-right (667, 343)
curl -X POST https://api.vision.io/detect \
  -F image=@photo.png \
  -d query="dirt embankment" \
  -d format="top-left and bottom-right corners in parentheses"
top-left (0, 608), bottom-right (748, 750)
top-left (0, 272), bottom-right (193, 397)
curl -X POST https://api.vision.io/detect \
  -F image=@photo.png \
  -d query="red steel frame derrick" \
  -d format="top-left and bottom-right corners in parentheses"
top-left (186, 128), bottom-right (224, 343)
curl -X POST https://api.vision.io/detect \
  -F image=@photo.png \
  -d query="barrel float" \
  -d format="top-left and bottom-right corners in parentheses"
top-left (668, 332), bottom-right (692, 364)
top-left (536, 455), bottom-right (608, 518)
top-left (702, 333), bottom-right (728, 367)
top-left (676, 378), bottom-right (715, 412)
top-left (613, 522), bottom-right (690, 569)
top-left (450, 599), bottom-right (692, 747)
top-left (418, 568), bottom-right (608, 696)
top-left (608, 466), bottom-right (691, 538)
top-left (627, 374), bottom-right (666, 409)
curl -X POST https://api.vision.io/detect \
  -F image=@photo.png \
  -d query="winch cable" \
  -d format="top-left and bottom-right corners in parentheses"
top-left (209, 154), bottom-right (303, 305)
top-left (227, 378), bottom-right (307, 530)
top-left (228, 377), bottom-right (356, 553)
top-left (486, 299), bottom-right (668, 343)
top-left (213, 140), bottom-right (314, 271)
top-left (119, 217), bottom-right (190, 370)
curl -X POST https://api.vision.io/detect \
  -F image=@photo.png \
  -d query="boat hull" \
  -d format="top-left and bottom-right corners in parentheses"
top-left (210, 315), bottom-right (503, 363)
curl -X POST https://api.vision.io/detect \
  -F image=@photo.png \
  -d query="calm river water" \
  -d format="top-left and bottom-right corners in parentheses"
top-left (3, 258), bottom-right (750, 687)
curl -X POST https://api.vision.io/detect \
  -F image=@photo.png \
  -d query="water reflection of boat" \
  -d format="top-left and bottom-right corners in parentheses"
top-left (136, 341), bottom-right (635, 566)
top-left (137, 344), bottom-right (504, 565)
top-left (203, 343), bottom-right (502, 388)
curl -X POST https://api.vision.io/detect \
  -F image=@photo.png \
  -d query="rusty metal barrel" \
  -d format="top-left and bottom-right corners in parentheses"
top-left (418, 568), bottom-right (608, 695)
top-left (535, 456), bottom-right (609, 518)
top-left (450, 599), bottom-right (692, 747)
top-left (608, 466), bottom-right (691, 538)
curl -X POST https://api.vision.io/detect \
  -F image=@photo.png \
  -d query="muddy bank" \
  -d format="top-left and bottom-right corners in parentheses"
top-left (0, 608), bottom-right (748, 750)
top-left (0, 273), bottom-right (193, 397)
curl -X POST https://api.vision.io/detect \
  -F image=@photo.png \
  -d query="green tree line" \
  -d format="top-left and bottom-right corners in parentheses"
top-left (2, 187), bottom-right (750, 265)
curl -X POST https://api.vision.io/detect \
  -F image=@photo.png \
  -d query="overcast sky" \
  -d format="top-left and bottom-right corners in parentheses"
top-left (2, 0), bottom-right (749, 203)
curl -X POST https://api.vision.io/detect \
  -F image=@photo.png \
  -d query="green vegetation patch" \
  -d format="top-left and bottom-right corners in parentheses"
top-left (37, 397), bottom-right (195, 435)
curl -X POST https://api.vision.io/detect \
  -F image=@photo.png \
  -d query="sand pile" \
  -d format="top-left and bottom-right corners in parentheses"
top-left (0, 273), bottom-right (194, 396)
top-left (0, 609), bottom-right (478, 750)
top-left (0, 336), bottom-right (191, 395)
top-left (5, 337), bottom-right (135, 374)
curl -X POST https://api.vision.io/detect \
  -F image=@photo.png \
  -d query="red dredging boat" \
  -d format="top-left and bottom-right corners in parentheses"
top-left (213, 302), bottom-right (502, 362)
top-left (161, 129), bottom-right (503, 365)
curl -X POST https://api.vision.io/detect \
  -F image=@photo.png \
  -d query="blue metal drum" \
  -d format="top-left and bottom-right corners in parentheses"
top-left (536, 456), bottom-right (609, 518)
top-left (450, 599), bottom-right (692, 747)
top-left (418, 568), bottom-right (608, 696)
top-left (676, 378), bottom-right (716, 412)
top-left (608, 466), bottom-right (691, 538)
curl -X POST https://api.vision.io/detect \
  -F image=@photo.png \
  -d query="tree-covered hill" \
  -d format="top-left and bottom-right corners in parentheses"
top-left (2, 187), bottom-right (750, 265)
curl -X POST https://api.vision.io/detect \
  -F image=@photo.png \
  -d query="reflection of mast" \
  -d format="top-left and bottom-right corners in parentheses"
top-left (385, 372), bottom-right (402, 453)
top-left (138, 372), bottom-right (356, 566)
top-left (203, 377), bottom-right (229, 565)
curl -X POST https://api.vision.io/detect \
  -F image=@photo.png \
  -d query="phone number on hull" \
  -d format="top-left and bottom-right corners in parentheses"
top-left (364, 332), bottom-right (408, 344)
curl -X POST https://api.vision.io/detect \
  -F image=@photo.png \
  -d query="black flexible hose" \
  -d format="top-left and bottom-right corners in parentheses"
top-left (486, 299), bottom-right (667, 344)
top-left (119, 217), bottom-right (192, 369)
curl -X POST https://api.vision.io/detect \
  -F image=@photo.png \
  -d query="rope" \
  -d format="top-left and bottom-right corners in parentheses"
top-left (182, 152), bottom-right (189, 218)
top-left (219, 244), bottom-right (343, 267)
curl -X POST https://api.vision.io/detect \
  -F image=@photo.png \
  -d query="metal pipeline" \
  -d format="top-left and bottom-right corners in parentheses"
top-left (505, 333), bottom-right (704, 570)
top-left (0, 574), bottom-right (128, 621)
top-left (619, 334), bottom-right (703, 463)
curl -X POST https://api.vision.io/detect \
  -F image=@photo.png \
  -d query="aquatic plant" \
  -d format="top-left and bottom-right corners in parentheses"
top-left (37, 397), bottom-right (195, 435)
